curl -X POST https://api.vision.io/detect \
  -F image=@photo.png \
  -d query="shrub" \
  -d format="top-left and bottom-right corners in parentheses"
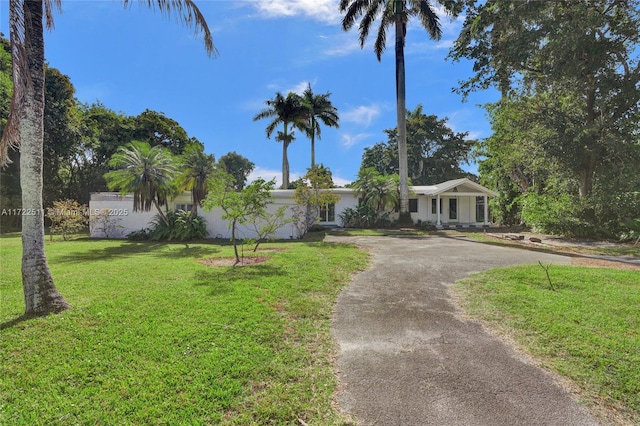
top-left (149, 210), bottom-right (208, 241)
top-left (127, 228), bottom-right (152, 241)
top-left (46, 199), bottom-right (89, 240)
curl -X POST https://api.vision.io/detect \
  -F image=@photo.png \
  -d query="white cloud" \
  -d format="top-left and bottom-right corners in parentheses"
top-left (332, 174), bottom-right (353, 187)
top-left (251, 0), bottom-right (341, 24)
top-left (247, 166), bottom-right (302, 188)
top-left (342, 104), bottom-right (381, 127)
top-left (248, 166), bottom-right (281, 186)
top-left (341, 132), bottom-right (371, 148)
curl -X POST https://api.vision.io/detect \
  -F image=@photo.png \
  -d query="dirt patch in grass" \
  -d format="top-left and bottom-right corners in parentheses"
top-left (571, 257), bottom-right (640, 271)
top-left (198, 256), bottom-right (269, 267)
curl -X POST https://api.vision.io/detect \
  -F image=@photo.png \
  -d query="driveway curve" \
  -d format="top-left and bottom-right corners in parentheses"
top-left (328, 234), bottom-right (599, 426)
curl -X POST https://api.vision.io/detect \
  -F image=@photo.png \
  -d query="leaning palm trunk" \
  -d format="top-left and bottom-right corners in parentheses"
top-left (16, 0), bottom-right (69, 314)
top-left (395, 10), bottom-right (411, 225)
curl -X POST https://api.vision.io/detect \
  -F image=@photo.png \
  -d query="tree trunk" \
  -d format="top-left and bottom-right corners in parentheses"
top-left (311, 118), bottom-right (316, 169)
top-left (395, 9), bottom-right (412, 226)
top-left (282, 125), bottom-right (290, 189)
top-left (18, 0), bottom-right (69, 315)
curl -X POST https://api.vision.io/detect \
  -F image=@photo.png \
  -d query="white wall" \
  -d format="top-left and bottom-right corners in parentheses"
top-left (90, 190), bottom-right (360, 240)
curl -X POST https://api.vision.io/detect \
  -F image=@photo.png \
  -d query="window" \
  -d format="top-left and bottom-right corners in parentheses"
top-left (432, 198), bottom-right (442, 215)
top-left (319, 203), bottom-right (335, 222)
top-left (476, 196), bottom-right (485, 222)
top-left (175, 203), bottom-right (193, 212)
top-left (449, 198), bottom-right (457, 220)
top-left (409, 198), bottom-right (418, 213)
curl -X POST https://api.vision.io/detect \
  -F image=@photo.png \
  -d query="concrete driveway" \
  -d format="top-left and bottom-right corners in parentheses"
top-left (328, 234), bottom-right (600, 426)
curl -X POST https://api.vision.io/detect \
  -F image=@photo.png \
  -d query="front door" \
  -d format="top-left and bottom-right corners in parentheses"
top-left (449, 198), bottom-right (458, 222)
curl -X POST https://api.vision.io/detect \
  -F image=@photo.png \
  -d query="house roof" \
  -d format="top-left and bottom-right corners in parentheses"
top-left (410, 178), bottom-right (498, 197)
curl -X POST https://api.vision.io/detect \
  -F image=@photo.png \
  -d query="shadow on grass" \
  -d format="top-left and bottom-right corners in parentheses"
top-left (54, 240), bottom-right (221, 263)
top-left (193, 264), bottom-right (285, 296)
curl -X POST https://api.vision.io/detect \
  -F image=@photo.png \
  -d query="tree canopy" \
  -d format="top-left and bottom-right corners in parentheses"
top-left (361, 105), bottom-right (475, 185)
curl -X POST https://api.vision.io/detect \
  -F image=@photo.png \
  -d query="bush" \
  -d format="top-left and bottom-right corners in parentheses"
top-left (127, 228), bottom-right (152, 241)
top-left (149, 210), bottom-right (208, 241)
top-left (46, 199), bottom-right (89, 240)
top-left (339, 203), bottom-right (378, 228)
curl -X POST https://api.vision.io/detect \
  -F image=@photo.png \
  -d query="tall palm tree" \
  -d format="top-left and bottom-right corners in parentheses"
top-left (253, 92), bottom-right (308, 189)
top-left (339, 0), bottom-right (442, 225)
top-left (0, 0), bottom-right (214, 315)
top-left (105, 141), bottom-right (176, 224)
top-left (301, 83), bottom-right (339, 168)
top-left (178, 143), bottom-right (216, 216)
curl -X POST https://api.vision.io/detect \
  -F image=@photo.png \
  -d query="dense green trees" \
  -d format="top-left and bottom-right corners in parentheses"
top-left (451, 0), bottom-right (640, 236)
top-left (218, 151), bottom-right (255, 191)
top-left (361, 105), bottom-right (475, 185)
top-left (339, 0), bottom-right (447, 225)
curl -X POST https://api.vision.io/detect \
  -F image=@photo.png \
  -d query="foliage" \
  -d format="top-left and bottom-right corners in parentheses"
top-left (248, 205), bottom-right (294, 251)
top-left (177, 143), bottom-right (216, 215)
top-left (451, 0), bottom-right (640, 237)
top-left (149, 209), bottom-right (208, 241)
top-left (89, 208), bottom-right (124, 238)
top-left (218, 151), bottom-right (254, 191)
top-left (352, 167), bottom-right (402, 217)
top-left (104, 141), bottom-right (176, 223)
top-left (126, 227), bottom-right (153, 241)
top-left (46, 199), bottom-right (89, 240)
top-left (292, 166), bottom-right (340, 236)
top-left (338, 203), bottom-right (379, 229)
top-left (0, 234), bottom-right (368, 424)
top-left (362, 105), bottom-right (475, 184)
top-left (133, 109), bottom-right (193, 155)
top-left (253, 92), bottom-right (309, 189)
top-left (454, 265), bottom-right (640, 424)
top-left (301, 83), bottom-right (339, 168)
top-left (204, 172), bottom-right (277, 264)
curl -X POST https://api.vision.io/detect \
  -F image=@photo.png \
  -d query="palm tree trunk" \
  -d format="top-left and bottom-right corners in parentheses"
top-left (18, 0), bottom-right (69, 315)
top-left (311, 119), bottom-right (316, 169)
top-left (395, 8), bottom-right (411, 226)
top-left (282, 124), bottom-right (290, 189)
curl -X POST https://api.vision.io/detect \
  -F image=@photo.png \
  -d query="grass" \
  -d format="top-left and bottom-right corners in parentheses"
top-left (453, 265), bottom-right (640, 424)
top-left (0, 234), bottom-right (368, 425)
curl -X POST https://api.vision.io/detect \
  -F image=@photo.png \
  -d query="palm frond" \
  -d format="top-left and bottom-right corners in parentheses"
top-left (123, 0), bottom-right (217, 57)
top-left (413, 0), bottom-right (442, 40)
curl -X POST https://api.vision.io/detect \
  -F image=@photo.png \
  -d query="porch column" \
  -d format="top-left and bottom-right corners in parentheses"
top-left (436, 195), bottom-right (441, 226)
top-left (483, 194), bottom-right (488, 226)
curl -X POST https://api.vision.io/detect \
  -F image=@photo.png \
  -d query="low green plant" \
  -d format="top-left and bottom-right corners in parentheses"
top-left (150, 210), bottom-right (208, 241)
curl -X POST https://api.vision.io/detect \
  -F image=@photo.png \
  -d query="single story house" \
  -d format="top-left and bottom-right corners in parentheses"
top-left (89, 178), bottom-right (497, 239)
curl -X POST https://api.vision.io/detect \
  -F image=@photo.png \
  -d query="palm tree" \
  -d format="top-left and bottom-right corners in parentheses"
top-left (353, 167), bottom-right (400, 214)
top-left (301, 84), bottom-right (339, 168)
top-left (178, 143), bottom-right (216, 216)
top-left (339, 0), bottom-right (442, 225)
top-left (105, 141), bottom-right (176, 224)
top-left (0, 0), bottom-right (214, 315)
top-left (253, 92), bottom-right (309, 189)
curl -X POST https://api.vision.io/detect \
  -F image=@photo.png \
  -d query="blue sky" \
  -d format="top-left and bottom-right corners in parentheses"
top-left (0, 0), bottom-right (499, 186)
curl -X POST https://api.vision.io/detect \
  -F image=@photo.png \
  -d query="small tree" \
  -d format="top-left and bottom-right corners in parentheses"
top-left (90, 208), bottom-right (124, 238)
top-left (46, 199), bottom-right (88, 240)
top-left (248, 205), bottom-right (294, 251)
top-left (292, 166), bottom-right (340, 236)
top-left (204, 172), bottom-right (276, 264)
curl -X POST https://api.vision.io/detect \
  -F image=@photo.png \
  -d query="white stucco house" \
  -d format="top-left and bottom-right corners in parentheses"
top-left (89, 178), bottom-right (497, 239)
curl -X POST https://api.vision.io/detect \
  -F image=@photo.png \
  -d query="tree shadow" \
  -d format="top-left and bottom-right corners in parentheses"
top-left (54, 240), bottom-right (221, 263)
top-left (0, 311), bottom-right (57, 331)
top-left (193, 263), bottom-right (285, 297)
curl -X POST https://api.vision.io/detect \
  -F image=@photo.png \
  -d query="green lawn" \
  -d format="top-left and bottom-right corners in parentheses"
top-left (453, 265), bottom-right (640, 424)
top-left (0, 234), bottom-right (368, 425)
